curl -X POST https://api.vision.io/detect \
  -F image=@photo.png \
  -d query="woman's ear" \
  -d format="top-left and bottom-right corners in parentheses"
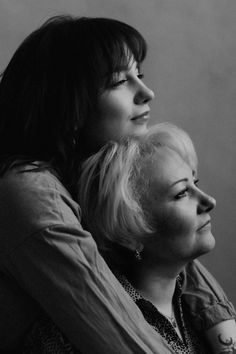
top-left (118, 239), bottom-right (144, 253)
top-left (136, 243), bottom-right (144, 253)
top-left (125, 241), bottom-right (144, 253)
top-left (134, 243), bottom-right (144, 262)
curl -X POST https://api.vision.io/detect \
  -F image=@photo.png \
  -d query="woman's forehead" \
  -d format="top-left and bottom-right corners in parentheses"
top-left (140, 146), bottom-right (195, 183)
top-left (112, 49), bottom-right (139, 72)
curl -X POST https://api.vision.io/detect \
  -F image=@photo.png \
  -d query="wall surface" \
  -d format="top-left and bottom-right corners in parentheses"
top-left (1, 0), bottom-right (236, 305)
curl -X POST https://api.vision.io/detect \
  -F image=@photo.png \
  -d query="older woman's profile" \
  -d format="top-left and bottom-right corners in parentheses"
top-left (78, 123), bottom-right (216, 353)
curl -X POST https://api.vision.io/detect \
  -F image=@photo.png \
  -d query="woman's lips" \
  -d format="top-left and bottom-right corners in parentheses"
top-left (131, 111), bottom-right (150, 124)
top-left (197, 219), bottom-right (211, 231)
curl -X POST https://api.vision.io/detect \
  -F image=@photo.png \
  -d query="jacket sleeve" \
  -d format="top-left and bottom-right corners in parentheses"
top-left (6, 225), bottom-right (177, 354)
top-left (181, 260), bottom-right (236, 331)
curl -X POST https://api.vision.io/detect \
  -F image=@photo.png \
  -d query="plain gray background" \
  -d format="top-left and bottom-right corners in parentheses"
top-left (1, 0), bottom-right (236, 306)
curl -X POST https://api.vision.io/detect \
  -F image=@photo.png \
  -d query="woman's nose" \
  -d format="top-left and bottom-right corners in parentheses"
top-left (197, 192), bottom-right (216, 214)
top-left (134, 82), bottom-right (155, 105)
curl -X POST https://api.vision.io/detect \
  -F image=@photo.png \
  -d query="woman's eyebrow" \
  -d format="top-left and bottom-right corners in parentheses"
top-left (169, 178), bottom-right (188, 188)
top-left (113, 66), bottom-right (127, 73)
top-left (114, 62), bottom-right (135, 72)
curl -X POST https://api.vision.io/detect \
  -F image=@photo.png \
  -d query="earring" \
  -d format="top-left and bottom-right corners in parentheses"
top-left (135, 249), bottom-right (142, 261)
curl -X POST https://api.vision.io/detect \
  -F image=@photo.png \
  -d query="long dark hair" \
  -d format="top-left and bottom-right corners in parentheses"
top-left (0, 15), bottom-right (147, 195)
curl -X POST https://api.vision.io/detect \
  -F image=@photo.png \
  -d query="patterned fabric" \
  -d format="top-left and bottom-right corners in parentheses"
top-left (23, 275), bottom-right (207, 354)
top-left (117, 274), bottom-right (206, 354)
top-left (23, 315), bottom-right (80, 354)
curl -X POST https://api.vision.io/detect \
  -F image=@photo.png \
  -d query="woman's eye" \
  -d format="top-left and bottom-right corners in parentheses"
top-left (137, 73), bottom-right (144, 79)
top-left (175, 188), bottom-right (188, 199)
top-left (111, 79), bottom-right (127, 87)
top-left (109, 71), bottom-right (144, 88)
top-left (194, 178), bottom-right (199, 187)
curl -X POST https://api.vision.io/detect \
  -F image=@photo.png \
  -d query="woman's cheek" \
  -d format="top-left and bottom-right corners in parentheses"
top-left (156, 208), bottom-right (195, 241)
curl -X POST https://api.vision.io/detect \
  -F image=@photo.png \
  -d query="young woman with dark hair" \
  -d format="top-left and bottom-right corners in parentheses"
top-left (0, 16), bottom-right (235, 353)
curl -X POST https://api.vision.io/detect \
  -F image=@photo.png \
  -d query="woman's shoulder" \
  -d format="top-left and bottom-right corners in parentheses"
top-left (0, 162), bottom-right (65, 192)
top-left (0, 163), bottom-right (82, 254)
top-left (1, 162), bottom-right (69, 202)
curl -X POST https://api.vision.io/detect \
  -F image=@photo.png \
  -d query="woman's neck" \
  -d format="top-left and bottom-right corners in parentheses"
top-left (127, 262), bottom-right (183, 315)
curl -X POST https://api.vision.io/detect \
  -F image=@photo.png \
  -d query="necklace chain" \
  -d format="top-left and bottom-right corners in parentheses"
top-left (158, 306), bottom-right (177, 328)
top-left (165, 313), bottom-right (177, 328)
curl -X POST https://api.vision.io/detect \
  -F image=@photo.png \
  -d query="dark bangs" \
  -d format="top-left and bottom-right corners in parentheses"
top-left (79, 18), bottom-right (147, 90)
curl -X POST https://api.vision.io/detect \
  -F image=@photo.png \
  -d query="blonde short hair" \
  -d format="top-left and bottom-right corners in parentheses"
top-left (78, 123), bottom-right (197, 253)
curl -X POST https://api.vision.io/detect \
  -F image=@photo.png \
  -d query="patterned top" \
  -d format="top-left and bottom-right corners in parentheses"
top-left (22, 315), bottom-right (79, 354)
top-left (117, 274), bottom-right (207, 354)
top-left (23, 273), bottom-right (208, 354)
top-left (23, 274), bottom-right (208, 354)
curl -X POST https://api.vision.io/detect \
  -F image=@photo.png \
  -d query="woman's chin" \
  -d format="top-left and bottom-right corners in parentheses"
top-left (196, 232), bottom-right (216, 257)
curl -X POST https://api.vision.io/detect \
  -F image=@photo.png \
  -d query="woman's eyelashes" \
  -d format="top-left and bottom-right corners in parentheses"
top-left (175, 188), bottom-right (189, 199)
top-left (194, 178), bottom-right (199, 187)
top-left (110, 72), bottom-right (144, 88)
top-left (111, 78), bottom-right (127, 88)
top-left (175, 179), bottom-right (200, 200)
top-left (137, 73), bottom-right (144, 80)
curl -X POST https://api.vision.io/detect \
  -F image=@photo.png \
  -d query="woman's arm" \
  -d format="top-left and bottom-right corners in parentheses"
top-left (181, 260), bottom-right (236, 352)
top-left (206, 320), bottom-right (236, 354)
top-left (182, 260), bottom-right (235, 331)
top-left (0, 168), bottom-right (173, 354)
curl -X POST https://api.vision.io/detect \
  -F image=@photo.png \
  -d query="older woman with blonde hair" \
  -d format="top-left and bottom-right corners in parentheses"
top-left (78, 123), bottom-right (236, 354)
